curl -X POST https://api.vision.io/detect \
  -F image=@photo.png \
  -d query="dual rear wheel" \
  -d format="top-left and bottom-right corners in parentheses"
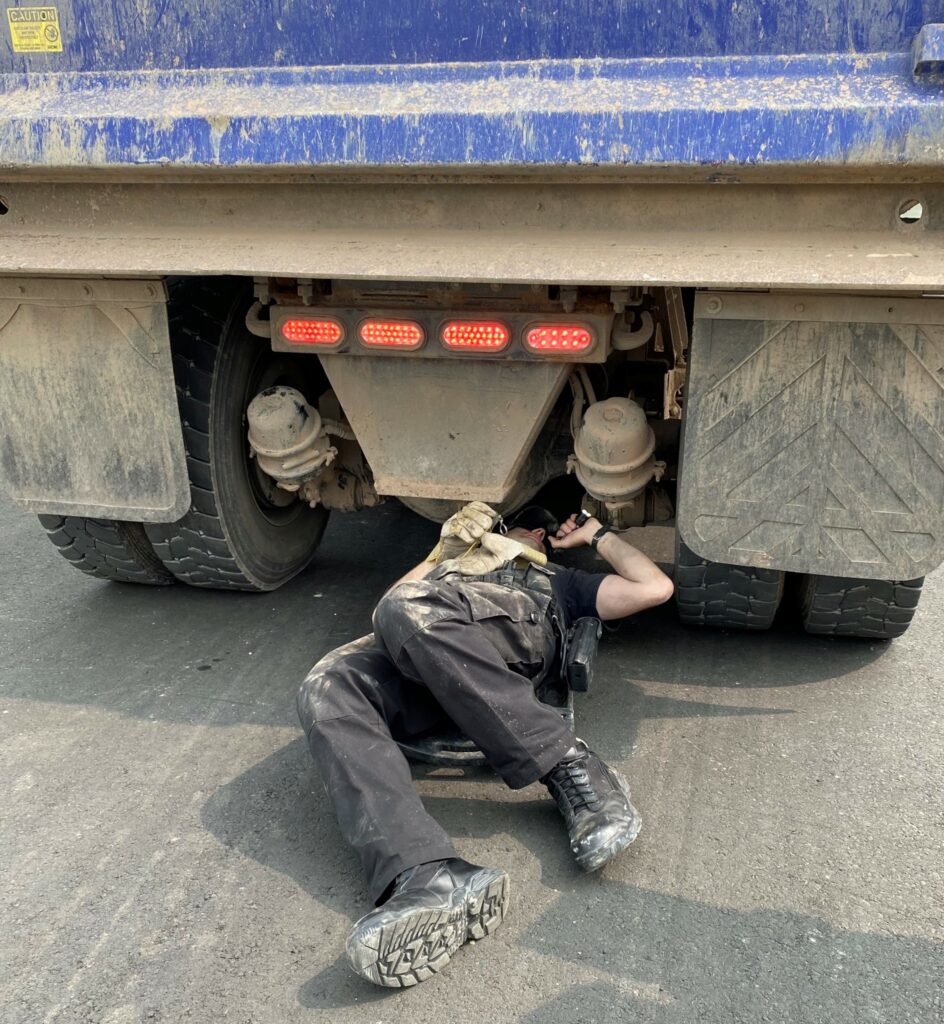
top-left (675, 539), bottom-right (924, 640)
top-left (42, 521), bottom-right (925, 641)
top-left (40, 279), bottom-right (328, 593)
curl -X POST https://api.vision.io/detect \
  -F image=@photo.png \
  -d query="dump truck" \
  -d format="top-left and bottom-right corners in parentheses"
top-left (1, 2), bottom-right (942, 640)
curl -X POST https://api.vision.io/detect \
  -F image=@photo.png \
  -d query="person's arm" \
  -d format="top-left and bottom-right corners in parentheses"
top-left (548, 515), bottom-right (674, 621)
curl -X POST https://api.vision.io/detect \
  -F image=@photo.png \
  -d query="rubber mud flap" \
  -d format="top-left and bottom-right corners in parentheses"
top-left (0, 278), bottom-right (189, 522)
top-left (678, 292), bottom-right (944, 582)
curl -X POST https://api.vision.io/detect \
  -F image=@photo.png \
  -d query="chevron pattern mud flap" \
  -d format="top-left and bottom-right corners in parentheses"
top-left (678, 292), bottom-right (944, 581)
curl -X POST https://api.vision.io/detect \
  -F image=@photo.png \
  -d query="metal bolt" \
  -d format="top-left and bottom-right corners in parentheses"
top-left (794, 303), bottom-right (805, 313)
top-left (705, 297), bottom-right (722, 314)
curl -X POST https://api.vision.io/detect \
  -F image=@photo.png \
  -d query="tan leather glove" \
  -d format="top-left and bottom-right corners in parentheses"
top-left (425, 501), bottom-right (499, 564)
top-left (437, 531), bottom-right (548, 576)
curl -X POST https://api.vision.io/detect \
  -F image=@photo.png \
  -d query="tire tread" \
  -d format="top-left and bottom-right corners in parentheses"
top-left (799, 575), bottom-right (924, 639)
top-left (144, 280), bottom-right (260, 590)
top-left (675, 539), bottom-right (784, 630)
top-left (39, 515), bottom-right (174, 585)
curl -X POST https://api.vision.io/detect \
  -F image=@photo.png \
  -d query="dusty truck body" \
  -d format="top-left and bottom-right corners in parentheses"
top-left (1, 2), bottom-right (943, 639)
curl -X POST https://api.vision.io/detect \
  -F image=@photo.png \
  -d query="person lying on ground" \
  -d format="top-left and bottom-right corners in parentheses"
top-left (297, 502), bottom-right (674, 987)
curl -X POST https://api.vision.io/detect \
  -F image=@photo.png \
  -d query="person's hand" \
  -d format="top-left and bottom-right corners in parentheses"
top-left (444, 531), bottom-right (548, 575)
top-left (429, 501), bottom-right (499, 562)
top-left (547, 513), bottom-right (602, 551)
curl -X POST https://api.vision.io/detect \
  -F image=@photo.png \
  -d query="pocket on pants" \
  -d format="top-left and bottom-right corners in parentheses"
top-left (455, 582), bottom-right (551, 670)
top-left (461, 582), bottom-right (542, 623)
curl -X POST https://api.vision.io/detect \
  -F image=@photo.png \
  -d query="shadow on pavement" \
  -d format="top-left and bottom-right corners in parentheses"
top-left (1, 500), bottom-right (889, 728)
top-left (0, 503), bottom-right (439, 724)
top-left (200, 741), bottom-right (943, 1021)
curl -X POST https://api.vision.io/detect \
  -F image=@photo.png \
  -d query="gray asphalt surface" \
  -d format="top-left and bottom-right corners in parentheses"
top-left (1, 492), bottom-right (942, 1024)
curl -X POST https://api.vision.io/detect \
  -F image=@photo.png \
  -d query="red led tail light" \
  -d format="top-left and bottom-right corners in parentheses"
top-left (441, 321), bottom-right (510, 351)
top-left (280, 318), bottom-right (344, 346)
top-left (524, 324), bottom-right (594, 353)
top-left (358, 319), bottom-right (425, 349)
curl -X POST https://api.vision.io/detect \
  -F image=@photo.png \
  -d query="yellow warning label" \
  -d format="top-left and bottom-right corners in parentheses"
top-left (7, 6), bottom-right (62, 53)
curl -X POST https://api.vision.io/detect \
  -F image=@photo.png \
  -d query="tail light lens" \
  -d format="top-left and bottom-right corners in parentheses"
top-left (280, 318), bottom-right (344, 345)
top-left (524, 324), bottom-right (594, 353)
top-left (440, 320), bottom-right (510, 351)
top-left (358, 319), bottom-right (425, 349)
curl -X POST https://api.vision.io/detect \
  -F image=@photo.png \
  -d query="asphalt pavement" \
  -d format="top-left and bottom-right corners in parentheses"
top-left (1, 493), bottom-right (942, 1024)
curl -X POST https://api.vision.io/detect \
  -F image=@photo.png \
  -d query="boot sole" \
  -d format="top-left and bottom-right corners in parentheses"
top-left (345, 868), bottom-right (509, 988)
top-left (574, 770), bottom-right (642, 873)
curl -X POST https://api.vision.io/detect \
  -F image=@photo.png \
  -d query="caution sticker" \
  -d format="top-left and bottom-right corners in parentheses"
top-left (7, 6), bottom-right (62, 52)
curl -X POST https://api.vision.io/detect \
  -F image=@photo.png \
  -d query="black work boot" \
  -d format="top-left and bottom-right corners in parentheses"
top-left (543, 741), bottom-right (642, 872)
top-left (346, 858), bottom-right (509, 987)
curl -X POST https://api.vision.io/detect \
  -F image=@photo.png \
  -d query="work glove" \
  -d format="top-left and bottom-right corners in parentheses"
top-left (426, 501), bottom-right (499, 564)
top-left (437, 531), bottom-right (548, 576)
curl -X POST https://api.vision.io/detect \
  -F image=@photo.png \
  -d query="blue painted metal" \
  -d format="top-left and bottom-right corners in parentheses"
top-left (2, 53), bottom-right (944, 170)
top-left (913, 22), bottom-right (944, 74)
top-left (1, 3), bottom-right (943, 170)
top-left (2, 1), bottom-right (944, 72)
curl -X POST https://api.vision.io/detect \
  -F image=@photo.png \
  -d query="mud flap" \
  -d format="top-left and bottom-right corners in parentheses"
top-left (0, 277), bottom-right (189, 521)
top-left (678, 292), bottom-right (944, 581)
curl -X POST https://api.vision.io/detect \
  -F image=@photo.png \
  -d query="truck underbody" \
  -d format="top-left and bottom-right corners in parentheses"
top-left (3, 3), bottom-right (943, 639)
top-left (0, 176), bottom-right (940, 639)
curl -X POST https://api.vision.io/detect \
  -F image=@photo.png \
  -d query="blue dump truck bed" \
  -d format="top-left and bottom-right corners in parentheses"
top-left (2, 1), bottom-right (944, 170)
top-left (2, 1), bottom-right (943, 70)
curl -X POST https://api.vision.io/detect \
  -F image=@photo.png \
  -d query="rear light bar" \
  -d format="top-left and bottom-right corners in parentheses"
top-left (358, 319), bottom-right (425, 349)
top-left (524, 324), bottom-right (594, 353)
top-left (441, 320), bottom-right (510, 351)
top-left (280, 318), bottom-right (344, 346)
top-left (274, 311), bottom-right (605, 360)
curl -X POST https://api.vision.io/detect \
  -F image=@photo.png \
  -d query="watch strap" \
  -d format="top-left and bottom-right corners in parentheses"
top-left (590, 524), bottom-right (613, 551)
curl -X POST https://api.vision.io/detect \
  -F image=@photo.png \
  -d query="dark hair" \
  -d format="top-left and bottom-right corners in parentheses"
top-left (505, 505), bottom-right (560, 537)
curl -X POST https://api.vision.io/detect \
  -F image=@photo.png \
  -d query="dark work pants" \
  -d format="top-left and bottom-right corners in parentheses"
top-left (297, 577), bottom-right (575, 904)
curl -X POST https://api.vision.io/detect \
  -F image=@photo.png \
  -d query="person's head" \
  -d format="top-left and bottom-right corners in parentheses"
top-left (503, 506), bottom-right (560, 556)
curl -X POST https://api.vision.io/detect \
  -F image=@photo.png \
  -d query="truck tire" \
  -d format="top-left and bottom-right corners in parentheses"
top-left (145, 279), bottom-right (329, 591)
top-left (675, 537), bottom-right (785, 630)
top-left (39, 516), bottom-right (175, 585)
top-left (798, 575), bottom-right (924, 640)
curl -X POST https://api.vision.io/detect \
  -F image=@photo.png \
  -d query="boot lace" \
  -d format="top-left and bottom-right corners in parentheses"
top-left (547, 760), bottom-right (603, 814)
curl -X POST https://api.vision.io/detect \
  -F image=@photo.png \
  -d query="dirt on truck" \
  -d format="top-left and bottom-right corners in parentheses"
top-left (1, 1), bottom-right (943, 640)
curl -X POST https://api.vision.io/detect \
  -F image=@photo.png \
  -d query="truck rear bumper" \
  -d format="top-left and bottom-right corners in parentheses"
top-left (0, 180), bottom-right (943, 292)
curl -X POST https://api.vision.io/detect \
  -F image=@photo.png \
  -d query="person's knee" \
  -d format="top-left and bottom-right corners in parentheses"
top-left (372, 579), bottom-right (446, 639)
top-left (297, 637), bottom-right (375, 735)
top-left (296, 665), bottom-right (339, 736)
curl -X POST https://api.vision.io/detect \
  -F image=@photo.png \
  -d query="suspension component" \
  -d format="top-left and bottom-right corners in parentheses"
top-left (568, 396), bottom-right (666, 527)
top-left (247, 386), bottom-right (337, 490)
top-left (247, 386), bottom-right (379, 511)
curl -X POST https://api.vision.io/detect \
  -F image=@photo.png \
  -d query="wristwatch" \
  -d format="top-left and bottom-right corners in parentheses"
top-left (589, 524), bottom-right (613, 551)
